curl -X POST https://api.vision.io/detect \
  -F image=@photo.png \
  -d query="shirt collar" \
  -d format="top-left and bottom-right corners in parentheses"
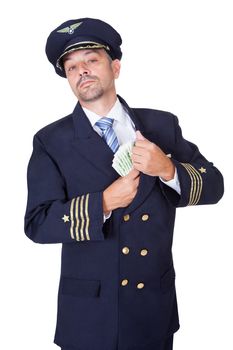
top-left (82, 98), bottom-right (127, 127)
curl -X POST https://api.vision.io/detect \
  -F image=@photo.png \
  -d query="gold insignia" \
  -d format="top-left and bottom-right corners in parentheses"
top-left (70, 198), bottom-right (75, 239)
top-left (75, 197), bottom-right (80, 241)
top-left (199, 167), bottom-right (207, 174)
top-left (181, 163), bottom-right (203, 205)
top-left (69, 194), bottom-right (90, 241)
top-left (62, 215), bottom-right (70, 223)
top-left (57, 22), bottom-right (83, 34)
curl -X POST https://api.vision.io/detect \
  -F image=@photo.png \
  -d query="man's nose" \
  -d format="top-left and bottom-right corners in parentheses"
top-left (78, 62), bottom-right (90, 76)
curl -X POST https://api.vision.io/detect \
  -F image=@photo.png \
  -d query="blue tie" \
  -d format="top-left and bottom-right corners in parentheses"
top-left (95, 117), bottom-right (119, 153)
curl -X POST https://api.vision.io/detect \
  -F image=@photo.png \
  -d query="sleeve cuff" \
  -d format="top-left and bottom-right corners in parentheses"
top-left (103, 211), bottom-right (112, 222)
top-left (159, 167), bottom-right (181, 195)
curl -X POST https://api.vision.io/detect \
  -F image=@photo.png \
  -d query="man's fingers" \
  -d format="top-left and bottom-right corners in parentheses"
top-left (134, 140), bottom-right (148, 148)
top-left (125, 168), bottom-right (140, 179)
top-left (132, 145), bottom-right (145, 156)
top-left (132, 156), bottom-right (142, 164)
top-left (133, 162), bottom-right (144, 173)
top-left (136, 130), bottom-right (146, 141)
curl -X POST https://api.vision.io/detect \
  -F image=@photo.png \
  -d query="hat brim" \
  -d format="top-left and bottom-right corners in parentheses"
top-left (56, 41), bottom-right (110, 71)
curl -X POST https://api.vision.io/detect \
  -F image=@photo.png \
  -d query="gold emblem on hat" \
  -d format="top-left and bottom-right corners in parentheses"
top-left (57, 22), bottom-right (83, 35)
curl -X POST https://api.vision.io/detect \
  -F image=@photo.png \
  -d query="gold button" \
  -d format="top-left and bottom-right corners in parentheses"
top-left (123, 214), bottom-right (130, 222)
top-left (137, 282), bottom-right (145, 289)
top-left (122, 247), bottom-right (130, 255)
top-left (140, 249), bottom-right (148, 256)
top-left (141, 214), bottom-right (149, 221)
top-left (121, 279), bottom-right (129, 286)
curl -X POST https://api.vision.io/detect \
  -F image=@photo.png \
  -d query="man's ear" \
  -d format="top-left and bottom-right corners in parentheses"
top-left (112, 59), bottom-right (121, 79)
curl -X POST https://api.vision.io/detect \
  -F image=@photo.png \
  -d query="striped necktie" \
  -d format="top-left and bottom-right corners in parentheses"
top-left (95, 117), bottom-right (119, 153)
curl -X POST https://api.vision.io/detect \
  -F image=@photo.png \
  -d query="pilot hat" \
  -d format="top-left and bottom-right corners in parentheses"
top-left (45, 17), bottom-right (122, 78)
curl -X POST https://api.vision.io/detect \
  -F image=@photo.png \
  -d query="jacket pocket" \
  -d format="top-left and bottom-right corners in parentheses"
top-left (61, 277), bottom-right (101, 298)
top-left (160, 266), bottom-right (176, 293)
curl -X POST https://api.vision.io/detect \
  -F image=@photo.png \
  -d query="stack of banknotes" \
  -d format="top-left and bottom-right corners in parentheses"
top-left (112, 141), bottom-right (134, 176)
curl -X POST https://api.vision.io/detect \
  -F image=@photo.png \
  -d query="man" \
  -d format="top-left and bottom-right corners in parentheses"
top-left (24, 17), bottom-right (224, 350)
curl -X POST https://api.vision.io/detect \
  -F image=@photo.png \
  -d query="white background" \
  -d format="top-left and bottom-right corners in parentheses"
top-left (1, 0), bottom-right (232, 349)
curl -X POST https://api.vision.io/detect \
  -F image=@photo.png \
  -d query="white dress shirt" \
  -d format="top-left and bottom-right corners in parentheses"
top-left (83, 98), bottom-right (181, 195)
top-left (83, 98), bottom-right (136, 144)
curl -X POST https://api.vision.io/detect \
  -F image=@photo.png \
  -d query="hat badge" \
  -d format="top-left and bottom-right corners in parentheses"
top-left (57, 21), bottom-right (83, 35)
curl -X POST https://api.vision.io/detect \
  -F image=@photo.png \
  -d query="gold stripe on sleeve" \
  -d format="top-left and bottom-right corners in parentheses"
top-left (181, 163), bottom-right (203, 205)
top-left (70, 198), bottom-right (75, 239)
top-left (80, 195), bottom-right (85, 241)
top-left (75, 197), bottom-right (80, 241)
top-left (181, 163), bottom-right (195, 205)
top-left (85, 194), bottom-right (90, 240)
top-left (184, 164), bottom-right (198, 205)
top-left (194, 176), bottom-right (202, 204)
top-left (187, 164), bottom-right (203, 205)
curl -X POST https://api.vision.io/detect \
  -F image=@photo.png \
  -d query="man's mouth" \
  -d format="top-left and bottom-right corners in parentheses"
top-left (79, 80), bottom-right (96, 88)
top-left (77, 76), bottom-right (98, 89)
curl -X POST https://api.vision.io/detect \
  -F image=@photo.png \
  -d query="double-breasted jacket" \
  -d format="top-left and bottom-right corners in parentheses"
top-left (25, 96), bottom-right (224, 350)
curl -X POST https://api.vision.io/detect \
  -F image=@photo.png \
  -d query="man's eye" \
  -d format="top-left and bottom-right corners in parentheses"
top-left (88, 59), bottom-right (97, 63)
top-left (67, 66), bottom-right (75, 72)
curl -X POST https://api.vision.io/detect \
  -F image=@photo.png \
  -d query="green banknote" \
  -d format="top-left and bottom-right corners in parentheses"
top-left (112, 142), bottom-right (134, 176)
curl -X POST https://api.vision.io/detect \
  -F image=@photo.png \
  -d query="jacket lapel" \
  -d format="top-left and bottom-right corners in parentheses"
top-left (118, 96), bottom-right (158, 214)
top-left (71, 98), bottom-right (158, 214)
top-left (71, 102), bottom-right (118, 180)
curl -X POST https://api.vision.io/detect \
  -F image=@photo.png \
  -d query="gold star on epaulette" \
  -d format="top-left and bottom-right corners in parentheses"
top-left (199, 167), bottom-right (207, 174)
top-left (62, 215), bottom-right (70, 223)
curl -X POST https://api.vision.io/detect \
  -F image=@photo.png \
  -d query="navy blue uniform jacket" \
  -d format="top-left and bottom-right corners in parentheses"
top-left (25, 96), bottom-right (224, 350)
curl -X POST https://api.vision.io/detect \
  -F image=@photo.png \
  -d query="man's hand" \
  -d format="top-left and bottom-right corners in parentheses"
top-left (103, 169), bottom-right (140, 214)
top-left (132, 131), bottom-right (175, 180)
